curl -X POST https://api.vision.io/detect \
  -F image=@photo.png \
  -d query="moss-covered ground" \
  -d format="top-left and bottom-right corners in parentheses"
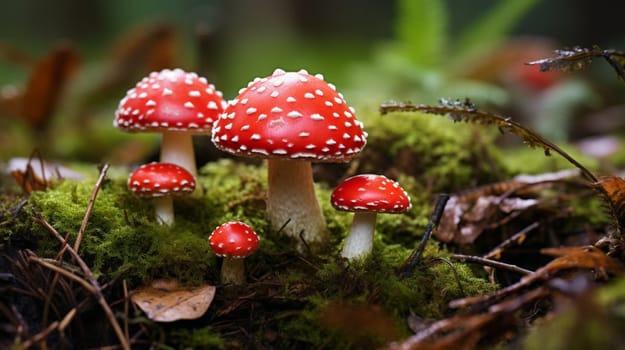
top-left (0, 106), bottom-right (610, 349)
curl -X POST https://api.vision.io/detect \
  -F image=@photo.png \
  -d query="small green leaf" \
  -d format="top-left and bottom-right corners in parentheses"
top-left (456, 0), bottom-right (539, 56)
top-left (395, 0), bottom-right (448, 67)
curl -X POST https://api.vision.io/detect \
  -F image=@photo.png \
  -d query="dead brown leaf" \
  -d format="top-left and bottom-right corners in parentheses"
top-left (436, 170), bottom-right (579, 244)
top-left (8, 156), bottom-right (85, 193)
top-left (540, 246), bottom-right (624, 277)
top-left (437, 185), bottom-right (537, 244)
top-left (130, 279), bottom-right (216, 322)
top-left (596, 176), bottom-right (625, 233)
top-left (21, 42), bottom-right (79, 131)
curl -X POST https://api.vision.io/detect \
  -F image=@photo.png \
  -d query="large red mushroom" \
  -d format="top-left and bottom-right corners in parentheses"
top-left (127, 162), bottom-right (196, 225)
top-left (331, 174), bottom-right (411, 260)
top-left (211, 69), bottom-right (367, 249)
top-left (114, 68), bottom-right (225, 176)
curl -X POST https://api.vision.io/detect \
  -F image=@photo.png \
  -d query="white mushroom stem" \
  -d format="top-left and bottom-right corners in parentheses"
top-left (152, 196), bottom-right (174, 225)
top-left (220, 258), bottom-right (246, 285)
top-left (341, 211), bottom-right (377, 260)
top-left (267, 159), bottom-right (327, 249)
top-left (160, 131), bottom-right (197, 176)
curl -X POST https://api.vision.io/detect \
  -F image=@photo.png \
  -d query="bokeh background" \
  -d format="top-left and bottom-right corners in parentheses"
top-left (1, 0), bottom-right (625, 165)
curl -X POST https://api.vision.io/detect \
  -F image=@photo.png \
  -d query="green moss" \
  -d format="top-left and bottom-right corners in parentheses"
top-left (19, 157), bottom-right (496, 348)
top-left (164, 326), bottom-right (225, 350)
top-left (277, 241), bottom-right (496, 349)
top-left (27, 160), bottom-right (270, 286)
top-left (357, 106), bottom-right (503, 193)
top-left (500, 144), bottom-right (599, 176)
top-left (0, 192), bottom-right (33, 245)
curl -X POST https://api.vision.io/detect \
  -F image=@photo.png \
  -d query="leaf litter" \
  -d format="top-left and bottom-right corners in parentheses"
top-left (130, 279), bottom-right (216, 322)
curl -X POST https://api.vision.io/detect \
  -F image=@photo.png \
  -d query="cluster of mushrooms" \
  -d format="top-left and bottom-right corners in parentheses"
top-left (114, 68), bottom-right (412, 285)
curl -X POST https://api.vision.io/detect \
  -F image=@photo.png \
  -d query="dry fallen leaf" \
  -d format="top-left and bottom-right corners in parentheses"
top-left (8, 156), bottom-right (85, 193)
top-left (130, 279), bottom-right (216, 322)
top-left (437, 190), bottom-right (538, 244)
top-left (596, 176), bottom-right (625, 233)
top-left (21, 42), bottom-right (79, 131)
top-left (436, 170), bottom-right (579, 244)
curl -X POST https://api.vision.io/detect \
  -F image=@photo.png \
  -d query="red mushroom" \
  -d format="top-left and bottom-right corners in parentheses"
top-left (208, 221), bottom-right (260, 285)
top-left (211, 69), bottom-right (367, 248)
top-left (128, 162), bottom-right (196, 225)
top-left (331, 174), bottom-right (411, 260)
top-left (114, 68), bottom-right (225, 176)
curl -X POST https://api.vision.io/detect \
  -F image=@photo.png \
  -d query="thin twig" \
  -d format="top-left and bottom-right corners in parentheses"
top-left (29, 257), bottom-right (96, 294)
top-left (450, 254), bottom-right (533, 275)
top-left (484, 222), bottom-right (540, 260)
top-left (33, 214), bottom-right (130, 350)
top-left (122, 279), bottom-right (130, 341)
top-left (42, 264), bottom-right (61, 330)
top-left (58, 307), bottom-right (77, 331)
top-left (400, 194), bottom-right (450, 279)
top-left (73, 163), bottom-right (110, 252)
top-left (18, 321), bottom-right (59, 349)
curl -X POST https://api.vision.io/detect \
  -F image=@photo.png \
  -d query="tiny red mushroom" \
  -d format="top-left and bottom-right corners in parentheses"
top-left (211, 69), bottom-right (367, 248)
top-left (331, 174), bottom-right (411, 260)
top-left (208, 221), bottom-right (260, 285)
top-left (128, 162), bottom-right (196, 225)
top-left (114, 68), bottom-right (225, 176)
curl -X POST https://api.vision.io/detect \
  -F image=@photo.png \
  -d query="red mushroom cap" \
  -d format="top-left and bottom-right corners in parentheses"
top-left (128, 162), bottom-right (196, 198)
top-left (212, 68), bottom-right (367, 162)
top-left (331, 174), bottom-right (412, 213)
top-left (114, 68), bottom-right (225, 133)
top-left (208, 221), bottom-right (260, 258)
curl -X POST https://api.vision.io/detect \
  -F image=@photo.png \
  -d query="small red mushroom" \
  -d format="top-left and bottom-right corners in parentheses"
top-left (211, 68), bottom-right (367, 248)
top-left (128, 162), bottom-right (196, 225)
top-left (331, 174), bottom-right (411, 260)
top-left (114, 68), bottom-right (226, 176)
top-left (208, 221), bottom-right (260, 285)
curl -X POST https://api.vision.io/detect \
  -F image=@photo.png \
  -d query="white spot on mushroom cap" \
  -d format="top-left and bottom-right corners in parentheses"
top-left (287, 111), bottom-right (303, 118)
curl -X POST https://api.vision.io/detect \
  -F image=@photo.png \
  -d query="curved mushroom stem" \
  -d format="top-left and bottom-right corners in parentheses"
top-left (152, 196), bottom-right (174, 225)
top-left (221, 258), bottom-right (246, 285)
top-left (267, 159), bottom-right (327, 251)
top-left (341, 211), bottom-right (377, 260)
top-left (161, 131), bottom-right (197, 176)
